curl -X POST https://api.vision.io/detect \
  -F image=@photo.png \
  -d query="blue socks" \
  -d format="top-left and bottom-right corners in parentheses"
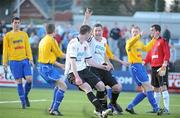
top-left (128, 92), bottom-right (146, 109)
top-left (25, 82), bottom-right (32, 99)
top-left (52, 89), bottom-right (64, 111)
top-left (146, 91), bottom-right (159, 112)
top-left (127, 91), bottom-right (159, 112)
top-left (50, 87), bottom-right (58, 110)
top-left (17, 83), bottom-right (25, 105)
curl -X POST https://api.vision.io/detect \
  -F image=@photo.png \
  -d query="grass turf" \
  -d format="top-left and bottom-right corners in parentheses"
top-left (0, 88), bottom-right (179, 118)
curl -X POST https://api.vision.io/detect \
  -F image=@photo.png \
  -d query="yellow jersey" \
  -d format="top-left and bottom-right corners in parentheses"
top-left (125, 34), bottom-right (155, 64)
top-left (3, 31), bottom-right (33, 65)
top-left (38, 35), bottom-right (64, 64)
top-left (105, 44), bottom-right (114, 59)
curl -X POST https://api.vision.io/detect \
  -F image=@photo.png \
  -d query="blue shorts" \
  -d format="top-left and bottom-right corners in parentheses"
top-left (130, 63), bottom-right (149, 86)
top-left (9, 59), bottom-right (32, 79)
top-left (37, 63), bottom-right (61, 84)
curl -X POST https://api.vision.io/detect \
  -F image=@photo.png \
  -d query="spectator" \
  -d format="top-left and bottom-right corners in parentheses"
top-left (169, 43), bottom-right (176, 72)
top-left (27, 24), bottom-right (35, 37)
top-left (37, 25), bottom-right (46, 39)
top-left (109, 22), bottom-right (121, 57)
top-left (54, 29), bottom-right (62, 45)
top-left (61, 31), bottom-right (79, 53)
top-left (103, 26), bottom-right (109, 39)
top-left (29, 31), bottom-right (40, 64)
top-left (163, 27), bottom-right (171, 43)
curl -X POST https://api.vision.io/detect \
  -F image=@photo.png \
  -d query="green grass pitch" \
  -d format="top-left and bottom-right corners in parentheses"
top-left (0, 88), bottom-right (179, 118)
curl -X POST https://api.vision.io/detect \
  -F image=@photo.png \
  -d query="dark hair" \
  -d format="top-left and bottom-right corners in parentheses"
top-left (151, 24), bottom-right (161, 32)
top-left (45, 23), bottom-right (55, 34)
top-left (80, 25), bottom-right (91, 35)
top-left (93, 23), bottom-right (103, 28)
top-left (12, 17), bottom-right (20, 23)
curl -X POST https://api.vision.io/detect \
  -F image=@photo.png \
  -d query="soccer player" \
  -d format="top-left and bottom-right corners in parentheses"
top-left (3, 17), bottom-right (34, 109)
top-left (144, 24), bottom-right (170, 114)
top-left (125, 25), bottom-right (163, 115)
top-left (88, 23), bottom-right (125, 115)
top-left (83, 8), bottom-right (129, 115)
top-left (65, 25), bottom-right (112, 118)
top-left (38, 23), bottom-right (66, 116)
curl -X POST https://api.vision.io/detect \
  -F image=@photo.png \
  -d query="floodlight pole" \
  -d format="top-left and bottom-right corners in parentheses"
top-left (155, 0), bottom-right (159, 12)
top-left (17, 0), bottom-right (20, 17)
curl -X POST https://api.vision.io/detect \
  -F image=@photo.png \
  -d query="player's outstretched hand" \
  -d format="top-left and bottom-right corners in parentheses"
top-left (85, 8), bottom-right (93, 19)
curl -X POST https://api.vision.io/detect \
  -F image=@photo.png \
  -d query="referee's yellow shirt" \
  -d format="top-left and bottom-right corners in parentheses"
top-left (38, 35), bottom-right (64, 64)
top-left (125, 34), bottom-right (155, 64)
top-left (3, 31), bottom-right (33, 65)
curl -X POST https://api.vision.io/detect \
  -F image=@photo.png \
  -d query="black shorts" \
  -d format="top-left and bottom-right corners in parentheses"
top-left (151, 66), bottom-right (169, 88)
top-left (88, 67), bottom-right (118, 87)
top-left (67, 68), bottom-right (101, 89)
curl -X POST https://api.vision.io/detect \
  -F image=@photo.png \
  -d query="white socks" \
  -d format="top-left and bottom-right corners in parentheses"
top-left (162, 90), bottom-right (170, 111)
top-left (154, 92), bottom-right (161, 107)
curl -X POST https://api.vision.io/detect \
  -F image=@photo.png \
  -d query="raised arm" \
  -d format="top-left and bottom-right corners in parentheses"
top-left (82, 8), bottom-right (93, 25)
top-left (126, 34), bottom-right (140, 49)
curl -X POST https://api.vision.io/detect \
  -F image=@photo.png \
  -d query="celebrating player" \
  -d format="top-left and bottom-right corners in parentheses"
top-left (125, 25), bottom-right (163, 115)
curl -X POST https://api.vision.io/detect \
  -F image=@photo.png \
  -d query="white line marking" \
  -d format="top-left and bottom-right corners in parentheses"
top-left (0, 99), bottom-right (47, 104)
top-left (0, 99), bottom-right (180, 108)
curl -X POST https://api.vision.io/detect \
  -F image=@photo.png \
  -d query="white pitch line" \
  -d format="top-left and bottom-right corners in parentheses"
top-left (0, 99), bottom-right (47, 104)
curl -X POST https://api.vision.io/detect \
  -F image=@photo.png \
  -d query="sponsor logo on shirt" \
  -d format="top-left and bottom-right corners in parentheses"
top-left (152, 55), bottom-right (158, 59)
top-left (13, 39), bottom-right (23, 44)
top-left (14, 46), bottom-right (24, 49)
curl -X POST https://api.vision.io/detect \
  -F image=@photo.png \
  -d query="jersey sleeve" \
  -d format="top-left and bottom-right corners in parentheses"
top-left (126, 34), bottom-right (140, 49)
top-left (162, 40), bottom-right (170, 62)
top-left (105, 43), bottom-right (114, 59)
top-left (24, 32), bottom-right (33, 61)
top-left (142, 38), bottom-right (156, 52)
top-left (85, 43), bottom-right (92, 59)
top-left (52, 39), bottom-right (64, 58)
top-left (68, 42), bottom-right (77, 58)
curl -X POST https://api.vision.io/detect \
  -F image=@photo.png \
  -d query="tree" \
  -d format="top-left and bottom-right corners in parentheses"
top-left (82, 0), bottom-right (166, 16)
top-left (83, 0), bottom-right (132, 15)
top-left (133, 0), bottom-right (165, 12)
top-left (170, 0), bottom-right (180, 12)
top-left (0, 0), bottom-right (13, 6)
